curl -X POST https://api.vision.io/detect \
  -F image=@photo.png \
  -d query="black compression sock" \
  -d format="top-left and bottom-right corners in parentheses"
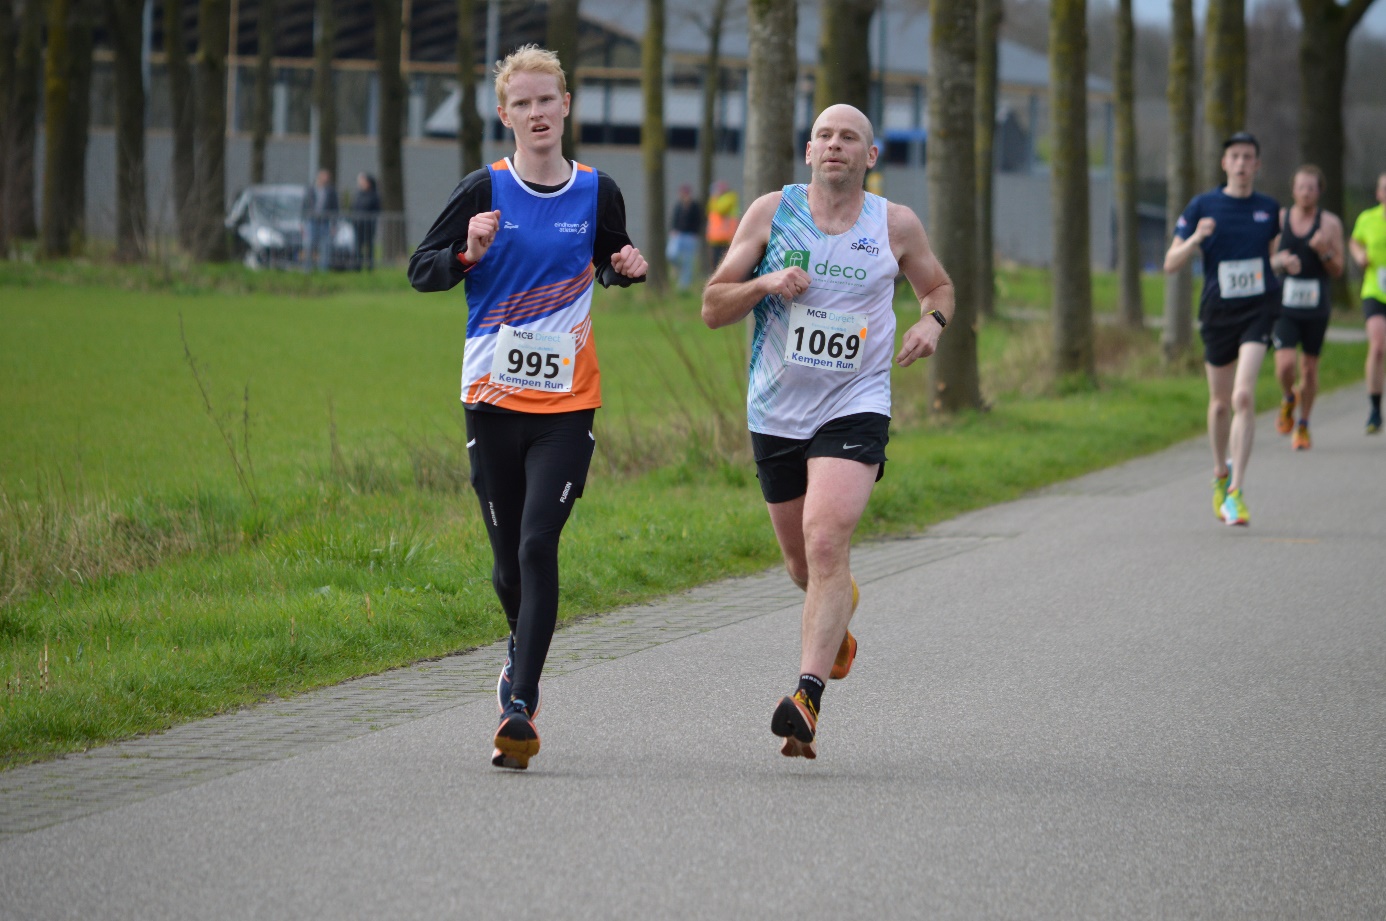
top-left (1372, 394), bottom-right (1382, 413)
top-left (796, 674), bottom-right (825, 712)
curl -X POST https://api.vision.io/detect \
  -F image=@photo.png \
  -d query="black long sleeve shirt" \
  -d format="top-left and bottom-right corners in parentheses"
top-left (407, 165), bottom-right (645, 292)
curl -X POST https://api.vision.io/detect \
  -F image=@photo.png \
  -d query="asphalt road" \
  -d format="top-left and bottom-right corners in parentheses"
top-left (2, 387), bottom-right (1383, 920)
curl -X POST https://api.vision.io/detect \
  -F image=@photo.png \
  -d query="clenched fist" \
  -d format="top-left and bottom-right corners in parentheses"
top-left (464, 210), bottom-right (502, 264)
top-left (760, 267), bottom-right (812, 301)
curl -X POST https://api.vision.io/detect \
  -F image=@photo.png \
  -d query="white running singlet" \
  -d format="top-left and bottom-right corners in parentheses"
top-left (746, 184), bottom-right (899, 439)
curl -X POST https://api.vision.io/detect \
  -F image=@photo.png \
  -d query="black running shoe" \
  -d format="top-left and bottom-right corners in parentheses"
top-left (492, 699), bottom-right (540, 770)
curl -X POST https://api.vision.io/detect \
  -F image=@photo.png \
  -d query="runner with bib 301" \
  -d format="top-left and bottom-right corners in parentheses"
top-left (1164, 132), bottom-right (1282, 527)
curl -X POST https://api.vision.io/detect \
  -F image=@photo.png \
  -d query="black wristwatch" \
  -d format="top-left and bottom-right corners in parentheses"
top-left (926, 309), bottom-right (947, 330)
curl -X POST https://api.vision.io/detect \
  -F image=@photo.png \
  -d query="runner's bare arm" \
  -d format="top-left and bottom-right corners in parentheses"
top-left (889, 203), bottom-right (954, 367)
top-left (1313, 214), bottom-right (1346, 279)
top-left (1164, 217), bottom-right (1214, 273)
top-left (1270, 210), bottom-right (1298, 275)
top-left (701, 193), bottom-right (810, 329)
top-left (1350, 235), bottom-right (1369, 270)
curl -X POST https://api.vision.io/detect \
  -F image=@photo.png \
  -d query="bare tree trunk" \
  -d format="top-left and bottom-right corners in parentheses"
top-left (546, 0), bottom-right (580, 162)
top-left (67, 0), bottom-right (95, 249)
top-left (9, 0), bottom-right (41, 240)
top-left (456, 0), bottom-right (482, 175)
top-left (1163, 0), bottom-right (1196, 362)
top-left (251, 0), bottom-right (274, 184)
top-left (1049, 0), bottom-right (1094, 380)
top-left (1114, 0), bottom-right (1142, 328)
top-left (697, 0), bottom-right (728, 205)
top-left (194, 0), bottom-right (229, 261)
top-left (1202, 0), bottom-right (1246, 187)
top-left (375, 0), bottom-right (406, 260)
top-left (743, 0), bottom-right (797, 205)
top-left (312, 0), bottom-right (336, 181)
top-left (167, 0), bottom-right (196, 249)
top-left (642, 0), bottom-right (667, 296)
top-left (109, 0), bottom-right (148, 261)
top-left (0, 0), bottom-right (13, 253)
top-left (41, 0), bottom-right (76, 257)
top-left (974, 0), bottom-right (1001, 321)
top-left (815, 0), bottom-right (876, 116)
top-left (928, 0), bottom-right (982, 412)
top-left (1296, 0), bottom-right (1374, 234)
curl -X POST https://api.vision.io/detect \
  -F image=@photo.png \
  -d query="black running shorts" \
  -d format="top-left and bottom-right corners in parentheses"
top-left (1272, 312), bottom-right (1330, 357)
top-left (750, 412), bottom-right (889, 504)
top-left (1201, 304), bottom-right (1276, 367)
top-left (1365, 298), bottom-right (1386, 322)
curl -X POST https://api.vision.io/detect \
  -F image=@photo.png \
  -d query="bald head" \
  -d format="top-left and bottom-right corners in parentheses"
top-left (812, 104), bottom-right (875, 148)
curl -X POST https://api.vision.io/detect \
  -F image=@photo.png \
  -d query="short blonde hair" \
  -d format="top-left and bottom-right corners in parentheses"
top-left (494, 44), bottom-right (567, 108)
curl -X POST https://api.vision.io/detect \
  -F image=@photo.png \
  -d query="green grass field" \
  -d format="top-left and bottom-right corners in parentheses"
top-left (0, 261), bottom-right (1370, 766)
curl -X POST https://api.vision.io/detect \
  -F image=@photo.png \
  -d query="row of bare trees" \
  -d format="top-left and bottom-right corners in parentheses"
top-left (0, 0), bottom-right (410, 262)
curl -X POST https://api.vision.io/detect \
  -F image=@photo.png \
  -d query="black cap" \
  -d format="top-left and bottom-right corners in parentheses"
top-left (1222, 131), bottom-right (1259, 153)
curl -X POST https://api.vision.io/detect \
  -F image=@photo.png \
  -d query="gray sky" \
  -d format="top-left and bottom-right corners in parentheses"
top-left (1131, 0), bottom-right (1386, 36)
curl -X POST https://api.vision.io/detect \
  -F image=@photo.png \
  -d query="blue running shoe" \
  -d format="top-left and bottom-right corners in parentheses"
top-left (1368, 410), bottom-right (1382, 435)
top-left (497, 634), bottom-right (541, 717)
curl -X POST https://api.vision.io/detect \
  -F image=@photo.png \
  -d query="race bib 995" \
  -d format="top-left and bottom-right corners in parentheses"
top-left (489, 325), bottom-right (576, 392)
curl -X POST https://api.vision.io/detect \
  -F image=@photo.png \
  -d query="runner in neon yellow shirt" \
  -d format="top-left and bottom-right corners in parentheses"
top-left (1349, 172), bottom-right (1386, 433)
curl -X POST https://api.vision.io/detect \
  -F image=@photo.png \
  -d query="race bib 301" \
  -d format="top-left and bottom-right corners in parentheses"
top-left (1217, 257), bottom-right (1266, 299)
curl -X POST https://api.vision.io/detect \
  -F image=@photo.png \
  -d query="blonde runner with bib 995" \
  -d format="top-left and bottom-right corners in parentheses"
top-left (408, 46), bottom-right (647, 771)
top-left (702, 104), bottom-right (953, 761)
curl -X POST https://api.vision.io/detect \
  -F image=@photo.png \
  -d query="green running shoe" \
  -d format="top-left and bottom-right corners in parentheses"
top-left (1212, 463), bottom-right (1232, 521)
top-left (1220, 488), bottom-right (1249, 527)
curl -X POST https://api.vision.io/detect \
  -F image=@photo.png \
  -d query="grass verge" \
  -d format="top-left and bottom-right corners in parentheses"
top-left (0, 262), bottom-right (1370, 767)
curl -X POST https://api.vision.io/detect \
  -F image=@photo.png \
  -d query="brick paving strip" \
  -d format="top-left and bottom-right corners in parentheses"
top-left (0, 533), bottom-right (1001, 836)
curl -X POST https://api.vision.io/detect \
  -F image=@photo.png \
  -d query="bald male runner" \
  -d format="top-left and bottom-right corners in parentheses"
top-left (701, 105), bottom-right (954, 759)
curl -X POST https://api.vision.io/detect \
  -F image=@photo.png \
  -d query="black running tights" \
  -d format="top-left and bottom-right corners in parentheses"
top-left (465, 407), bottom-right (596, 707)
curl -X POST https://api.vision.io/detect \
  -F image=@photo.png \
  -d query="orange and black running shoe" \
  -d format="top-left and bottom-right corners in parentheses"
top-left (1276, 392), bottom-right (1296, 435)
top-left (1292, 421), bottom-right (1311, 451)
top-left (772, 690), bottom-right (819, 760)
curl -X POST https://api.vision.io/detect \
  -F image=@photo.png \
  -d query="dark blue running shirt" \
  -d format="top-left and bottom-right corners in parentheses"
top-left (1175, 187), bottom-right (1281, 308)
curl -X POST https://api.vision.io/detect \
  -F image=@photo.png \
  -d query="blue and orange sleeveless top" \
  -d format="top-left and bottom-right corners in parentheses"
top-left (461, 158), bottom-right (601, 412)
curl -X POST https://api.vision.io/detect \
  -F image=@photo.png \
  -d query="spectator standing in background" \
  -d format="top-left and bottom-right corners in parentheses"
top-left (353, 173), bottom-right (382, 271)
top-left (667, 184), bottom-right (704, 291)
top-left (306, 168), bottom-right (339, 272)
top-left (706, 180), bottom-right (740, 271)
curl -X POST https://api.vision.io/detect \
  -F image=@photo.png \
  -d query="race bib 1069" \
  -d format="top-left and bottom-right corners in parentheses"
top-left (1281, 277), bottom-right (1321, 309)
top-left (1217, 257), bottom-right (1266, 299)
top-left (784, 302), bottom-right (867, 373)
top-left (489, 325), bottom-right (576, 392)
